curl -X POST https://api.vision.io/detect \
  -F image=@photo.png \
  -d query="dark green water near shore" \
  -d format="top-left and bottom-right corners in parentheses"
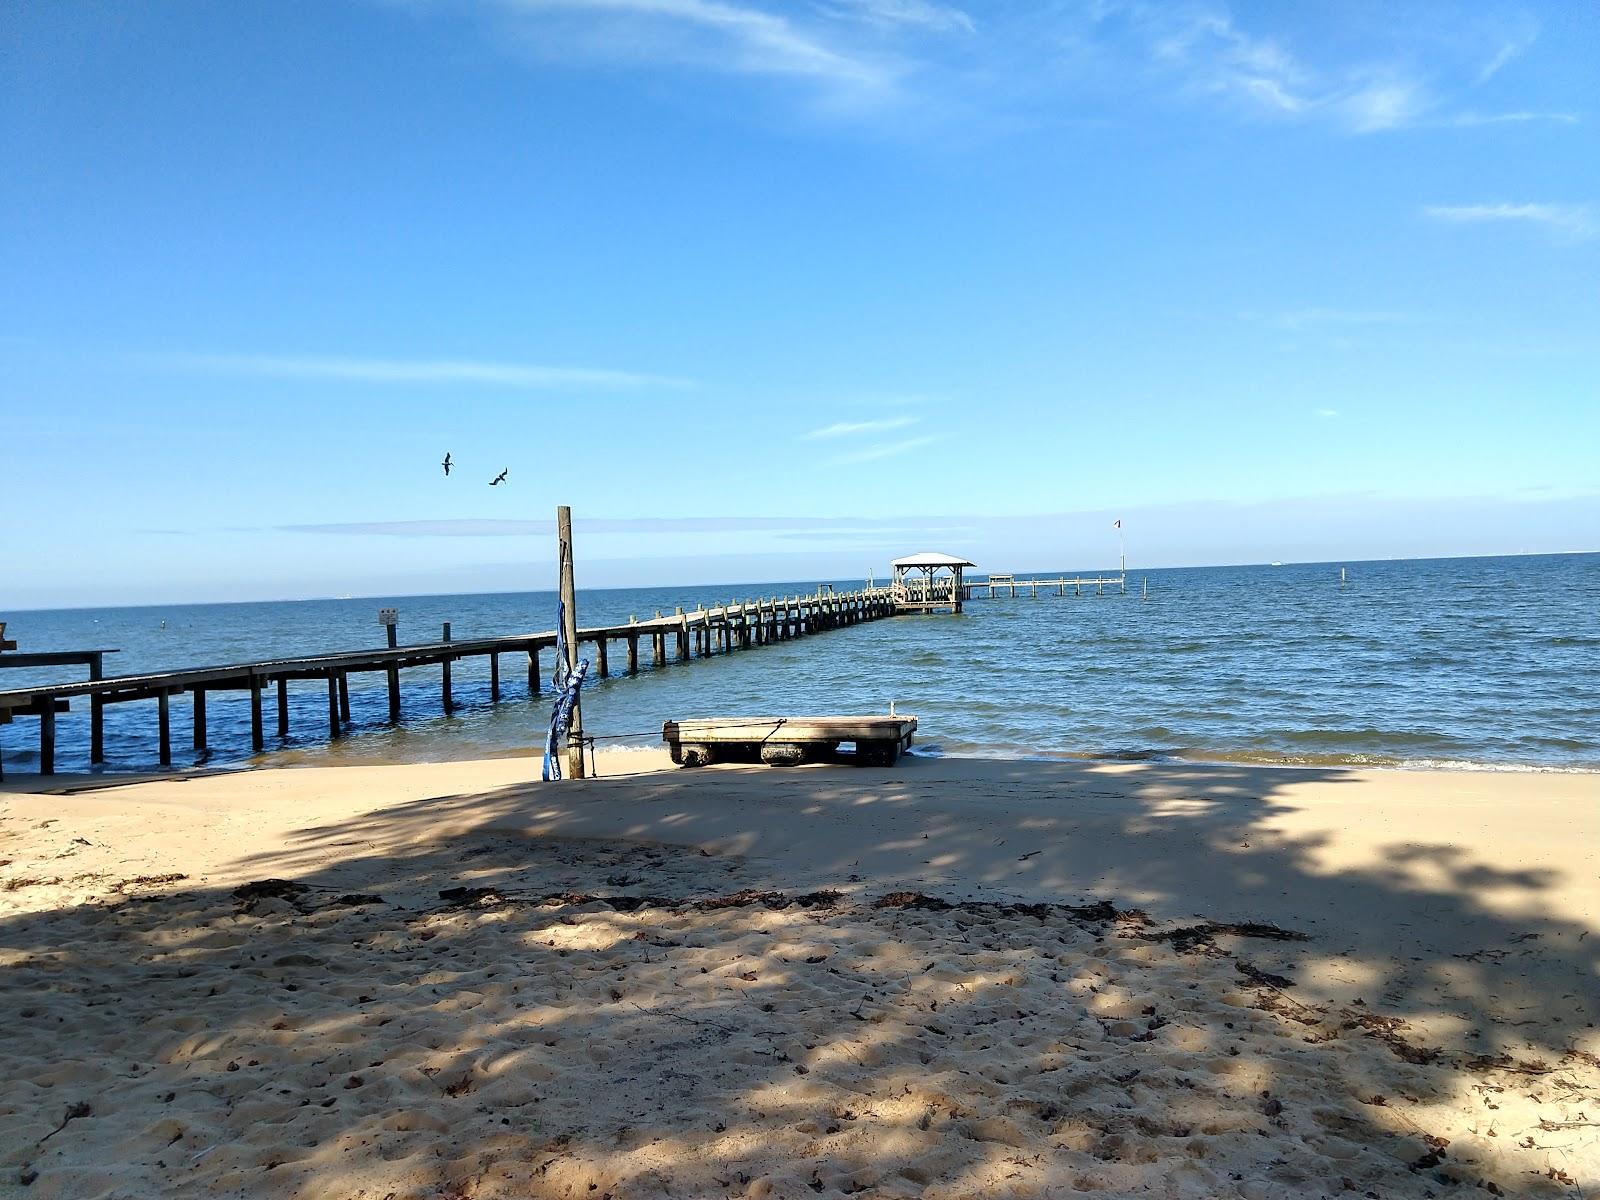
top-left (4, 553), bottom-right (1598, 774)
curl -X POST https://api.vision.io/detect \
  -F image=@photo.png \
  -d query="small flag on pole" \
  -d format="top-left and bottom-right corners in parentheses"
top-left (1113, 519), bottom-right (1122, 529)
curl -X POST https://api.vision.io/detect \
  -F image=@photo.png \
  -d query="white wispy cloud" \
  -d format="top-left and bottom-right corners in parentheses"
top-left (1149, 11), bottom-right (1429, 134)
top-left (1315, 408), bottom-right (1339, 419)
top-left (1475, 34), bottom-right (1534, 86)
top-left (1424, 203), bottom-right (1597, 241)
top-left (831, 433), bottom-right (941, 464)
top-left (1446, 110), bottom-right (1579, 128)
top-left (499, 0), bottom-right (897, 94)
top-left (1333, 79), bottom-right (1427, 133)
top-left (802, 415), bottom-right (920, 440)
top-left (1100, 4), bottom-right (1580, 137)
top-left (399, 1), bottom-right (1585, 138)
top-left (1146, 9), bottom-right (1308, 116)
top-left (150, 353), bottom-right (693, 389)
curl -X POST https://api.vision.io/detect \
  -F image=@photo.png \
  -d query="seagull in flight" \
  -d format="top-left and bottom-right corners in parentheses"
top-left (441, 452), bottom-right (452, 477)
top-left (490, 468), bottom-right (508, 486)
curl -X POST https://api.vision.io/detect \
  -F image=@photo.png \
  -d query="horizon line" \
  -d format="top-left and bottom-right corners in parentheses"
top-left (8, 548), bottom-right (1595, 614)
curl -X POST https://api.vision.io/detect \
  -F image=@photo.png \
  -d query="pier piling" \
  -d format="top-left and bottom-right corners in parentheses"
top-left (250, 680), bottom-right (264, 751)
top-left (39, 707), bottom-right (54, 776)
top-left (441, 623), bottom-right (453, 714)
top-left (386, 620), bottom-right (401, 721)
top-left (89, 653), bottom-right (105, 764)
top-left (158, 692), bottom-right (171, 766)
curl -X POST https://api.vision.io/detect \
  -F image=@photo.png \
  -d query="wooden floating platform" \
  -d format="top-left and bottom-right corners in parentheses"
top-left (0, 587), bottom-right (899, 777)
top-left (662, 715), bottom-right (917, 768)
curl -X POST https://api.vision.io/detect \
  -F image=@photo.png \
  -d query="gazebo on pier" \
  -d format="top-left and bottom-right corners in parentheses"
top-left (891, 552), bottom-right (975, 614)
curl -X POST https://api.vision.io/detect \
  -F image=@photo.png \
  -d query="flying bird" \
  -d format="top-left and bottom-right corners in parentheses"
top-left (441, 452), bottom-right (452, 476)
top-left (490, 468), bottom-right (508, 486)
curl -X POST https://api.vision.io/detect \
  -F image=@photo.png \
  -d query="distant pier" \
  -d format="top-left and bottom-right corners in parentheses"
top-left (964, 572), bottom-right (1128, 599)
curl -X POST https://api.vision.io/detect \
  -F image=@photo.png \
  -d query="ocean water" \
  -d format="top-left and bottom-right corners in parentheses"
top-left (2, 553), bottom-right (1598, 775)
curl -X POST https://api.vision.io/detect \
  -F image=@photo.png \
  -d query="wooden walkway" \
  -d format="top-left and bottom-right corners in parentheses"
top-left (0, 588), bottom-right (896, 777)
top-left (964, 574), bottom-right (1127, 598)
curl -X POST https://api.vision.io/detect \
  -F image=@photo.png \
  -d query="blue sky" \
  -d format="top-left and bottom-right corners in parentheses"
top-left (2, 0), bottom-right (1596, 607)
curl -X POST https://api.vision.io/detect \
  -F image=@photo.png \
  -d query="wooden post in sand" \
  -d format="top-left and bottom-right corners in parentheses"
top-left (557, 505), bottom-right (585, 779)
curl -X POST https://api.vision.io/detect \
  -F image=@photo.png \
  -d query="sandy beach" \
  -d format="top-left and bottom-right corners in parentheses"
top-left (2, 752), bottom-right (1596, 1198)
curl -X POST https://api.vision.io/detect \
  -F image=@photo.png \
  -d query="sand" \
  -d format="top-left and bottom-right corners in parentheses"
top-left (1, 753), bottom-right (1596, 1198)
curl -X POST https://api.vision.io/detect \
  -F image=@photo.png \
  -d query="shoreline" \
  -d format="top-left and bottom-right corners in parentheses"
top-left (3, 752), bottom-right (1596, 1195)
top-left (8, 741), bottom-right (1597, 786)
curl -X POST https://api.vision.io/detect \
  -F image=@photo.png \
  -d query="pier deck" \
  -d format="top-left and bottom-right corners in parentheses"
top-left (0, 588), bottom-right (897, 777)
top-left (964, 574), bottom-right (1127, 598)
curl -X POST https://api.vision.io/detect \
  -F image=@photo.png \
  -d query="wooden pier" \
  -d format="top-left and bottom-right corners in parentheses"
top-left (0, 587), bottom-right (896, 778)
top-left (0, 640), bottom-right (117, 768)
top-left (963, 573), bottom-right (1127, 599)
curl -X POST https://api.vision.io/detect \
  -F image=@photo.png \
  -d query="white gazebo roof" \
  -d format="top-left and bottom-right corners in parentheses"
top-left (892, 552), bottom-right (976, 569)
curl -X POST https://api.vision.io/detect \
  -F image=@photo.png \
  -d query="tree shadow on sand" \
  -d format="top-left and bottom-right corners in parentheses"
top-left (1, 760), bottom-right (1595, 1198)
